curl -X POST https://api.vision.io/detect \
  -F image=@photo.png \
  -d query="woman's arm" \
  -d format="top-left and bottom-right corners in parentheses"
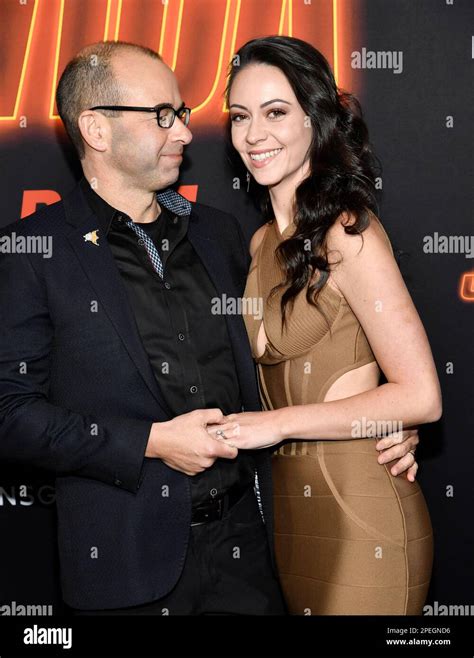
top-left (278, 212), bottom-right (442, 439)
top-left (214, 212), bottom-right (441, 449)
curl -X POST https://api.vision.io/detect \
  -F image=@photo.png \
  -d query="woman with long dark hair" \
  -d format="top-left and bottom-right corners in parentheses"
top-left (211, 36), bottom-right (441, 614)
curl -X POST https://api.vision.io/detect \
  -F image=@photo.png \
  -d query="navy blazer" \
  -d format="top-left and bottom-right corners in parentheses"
top-left (0, 183), bottom-right (275, 610)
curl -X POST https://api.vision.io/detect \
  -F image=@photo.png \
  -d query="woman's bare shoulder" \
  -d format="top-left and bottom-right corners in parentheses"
top-left (326, 208), bottom-right (393, 258)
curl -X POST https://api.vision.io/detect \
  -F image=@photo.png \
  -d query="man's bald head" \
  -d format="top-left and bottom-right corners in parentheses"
top-left (56, 41), bottom-right (162, 159)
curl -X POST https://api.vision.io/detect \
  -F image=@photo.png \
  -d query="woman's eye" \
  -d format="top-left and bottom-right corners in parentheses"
top-left (230, 114), bottom-right (248, 123)
top-left (268, 109), bottom-right (286, 119)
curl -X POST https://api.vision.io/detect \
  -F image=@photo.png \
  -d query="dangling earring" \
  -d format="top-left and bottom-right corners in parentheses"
top-left (246, 171), bottom-right (251, 193)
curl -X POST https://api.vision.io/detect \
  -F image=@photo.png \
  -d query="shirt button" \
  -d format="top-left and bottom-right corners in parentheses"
top-left (189, 385), bottom-right (198, 394)
top-left (164, 282), bottom-right (171, 290)
top-left (178, 332), bottom-right (185, 341)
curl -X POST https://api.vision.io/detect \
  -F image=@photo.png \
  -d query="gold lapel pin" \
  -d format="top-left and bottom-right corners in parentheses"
top-left (83, 229), bottom-right (100, 246)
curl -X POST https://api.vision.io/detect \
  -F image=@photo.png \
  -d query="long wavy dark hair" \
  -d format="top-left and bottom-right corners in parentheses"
top-left (225, 36), bottom-right (382, 325)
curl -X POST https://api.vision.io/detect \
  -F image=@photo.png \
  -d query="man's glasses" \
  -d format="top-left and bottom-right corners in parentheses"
top-left (88, 102), bottom-right (191, 128)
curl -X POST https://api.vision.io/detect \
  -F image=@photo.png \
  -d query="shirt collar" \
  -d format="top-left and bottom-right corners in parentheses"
top-left (156, 188), bottom-right (192, 217)
top-left (79, 177), bottom-right (192, 235)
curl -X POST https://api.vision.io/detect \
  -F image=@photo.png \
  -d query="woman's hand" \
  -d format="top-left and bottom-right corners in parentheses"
top-left (376, 427), bottom-right (420, 481)
top-left (207, 410), bottom-right (284, 450)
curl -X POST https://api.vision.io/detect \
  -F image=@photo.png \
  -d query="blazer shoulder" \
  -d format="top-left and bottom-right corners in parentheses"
top-left (0, 199), bottom-right (66, 238)
top-left (190, 202), bottom-right (249, 268)
top-left (191, 201), bottom-right (246, 235)
top-left (191, 201), bottom-right (244, 239)
top-left (191, 201), bottom-right (237, 223)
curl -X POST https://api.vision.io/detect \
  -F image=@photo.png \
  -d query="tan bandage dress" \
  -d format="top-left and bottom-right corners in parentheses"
top-left (242, 218), bottom-right (433, 615)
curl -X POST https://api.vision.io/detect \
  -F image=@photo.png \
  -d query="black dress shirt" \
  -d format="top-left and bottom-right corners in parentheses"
top-left (79, 178), bottom-right (255, 506)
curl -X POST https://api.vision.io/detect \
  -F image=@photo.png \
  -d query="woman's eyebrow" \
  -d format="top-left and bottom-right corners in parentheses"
top-left (261, 98), bottom-right (292, 108)
top-left (229, 99), bottom-right (292, 110)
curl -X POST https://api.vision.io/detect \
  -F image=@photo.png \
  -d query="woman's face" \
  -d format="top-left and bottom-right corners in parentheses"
top-left (229, 63), bottom-right (313, 189)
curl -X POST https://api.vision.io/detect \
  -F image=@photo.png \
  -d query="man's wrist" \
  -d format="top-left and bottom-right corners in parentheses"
top-left (145, 421), bottom-right (166, 458)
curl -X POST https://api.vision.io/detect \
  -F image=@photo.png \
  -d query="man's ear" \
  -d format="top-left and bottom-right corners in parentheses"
top-left (78, 110), bottom-right (108, 153)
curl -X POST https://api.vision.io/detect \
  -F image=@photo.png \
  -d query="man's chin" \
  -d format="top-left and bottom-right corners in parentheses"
top-left (154, 169), bottom-right (180, 192)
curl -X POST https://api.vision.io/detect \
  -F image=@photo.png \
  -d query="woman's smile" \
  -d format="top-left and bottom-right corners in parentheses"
top-left (248, 147), bottom-right (283, 167)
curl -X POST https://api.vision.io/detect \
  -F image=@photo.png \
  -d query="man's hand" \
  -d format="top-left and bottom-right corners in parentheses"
top-left (376, 428), bottom-right (419, 481)
top-left (145, 408), bottom-right (238, 476)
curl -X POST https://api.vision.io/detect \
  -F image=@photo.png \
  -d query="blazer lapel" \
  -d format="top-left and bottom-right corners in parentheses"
top-left (63, 185), bottom-right (174, 417)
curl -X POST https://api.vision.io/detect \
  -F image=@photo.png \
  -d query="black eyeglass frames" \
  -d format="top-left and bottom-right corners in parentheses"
top-left (88, 102), bottom-right (191, 128)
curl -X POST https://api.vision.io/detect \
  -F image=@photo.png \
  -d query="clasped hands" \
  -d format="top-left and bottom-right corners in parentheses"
top-left (149, 407), bottom-right (419, 481)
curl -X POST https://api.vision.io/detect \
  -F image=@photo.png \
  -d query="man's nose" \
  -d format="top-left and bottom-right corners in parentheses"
top-left (170, 118), bottom-right (193, 145)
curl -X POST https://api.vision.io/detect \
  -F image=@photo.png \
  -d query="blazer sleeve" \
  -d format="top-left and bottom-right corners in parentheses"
top-left (0, 246), bottom-right (151, 494)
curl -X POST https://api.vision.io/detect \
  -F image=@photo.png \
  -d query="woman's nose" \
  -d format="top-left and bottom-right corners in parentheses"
top-left (245, 117), bottom-right (267, 145)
